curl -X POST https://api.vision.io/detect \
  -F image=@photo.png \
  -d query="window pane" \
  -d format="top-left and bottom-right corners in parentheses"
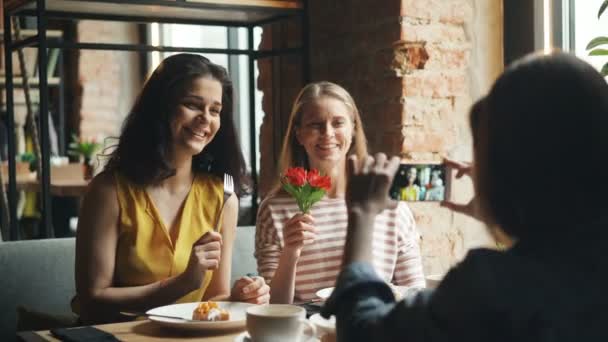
top-left (163, 24), bottom-right (228, 49)
top-left (573, 0), bottom-right (607, 72)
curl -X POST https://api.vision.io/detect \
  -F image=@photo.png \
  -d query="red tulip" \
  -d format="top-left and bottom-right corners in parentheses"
top-left (307, 169), bottom-right (332, 191)
top-left (284, 167), bottom-right (307, 187)
top-left (281, 167), bottom-right (330, 213)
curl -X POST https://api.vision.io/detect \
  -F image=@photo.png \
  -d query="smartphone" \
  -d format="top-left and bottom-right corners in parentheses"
top-left (389, 163), bottom-right (450, 201)
top-left (50, 327), bottom-right (120, 342)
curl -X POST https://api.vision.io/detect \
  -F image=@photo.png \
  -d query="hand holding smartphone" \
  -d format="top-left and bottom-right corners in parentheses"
top-left (389, 162), bottom-right (450, 201)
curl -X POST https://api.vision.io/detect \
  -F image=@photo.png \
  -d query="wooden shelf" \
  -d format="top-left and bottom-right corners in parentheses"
top-left (5, 0), bottom-right (303, 25)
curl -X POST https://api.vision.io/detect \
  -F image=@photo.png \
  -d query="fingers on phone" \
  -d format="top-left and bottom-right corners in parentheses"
top-left (374, 153), bottom-right (387, 171)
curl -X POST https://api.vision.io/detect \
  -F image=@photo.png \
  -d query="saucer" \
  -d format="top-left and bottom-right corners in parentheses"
top-left (309, 313), bottom-right (335, 334)
top-left (234, 331), bottom-right (320, 342)
top-left (315, 287), bottom-right (334, 300)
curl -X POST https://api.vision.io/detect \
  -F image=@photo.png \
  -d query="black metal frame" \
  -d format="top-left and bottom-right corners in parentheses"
top-left (3, 0), bottom-right (309, 240)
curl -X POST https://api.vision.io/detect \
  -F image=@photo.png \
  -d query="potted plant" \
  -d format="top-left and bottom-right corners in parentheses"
top-left (67, 134), bottom-right (101, 180)
top-left (586, 0), bottom-right (608, 76)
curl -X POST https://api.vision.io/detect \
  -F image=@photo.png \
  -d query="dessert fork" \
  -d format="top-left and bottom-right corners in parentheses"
top-left (214, 173), bottom-right (234, 231)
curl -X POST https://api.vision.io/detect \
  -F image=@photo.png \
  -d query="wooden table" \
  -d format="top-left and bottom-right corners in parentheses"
top-left (15, 178), bottom-right (89, 197)
top-left (28, 320), bottom-right (244, 341)
top-left (4, 163), bottom-right (90, 197)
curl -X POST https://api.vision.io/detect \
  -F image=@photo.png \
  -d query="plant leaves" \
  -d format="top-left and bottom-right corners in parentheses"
top-left (282, 182), bottom-right (299, 199)
top-left (282, 182), bottom-right (309, 212)
top-left (300, 183), bottom-right (312, 201)
top-left (590, 49), bottom-right (608, 56)
top-left (586, 37), bottom-right (608, 50)
top-left (307, 189), bottom-right (326, 206)
top-left (601, 62), bottom-right (608, 76)
top-left (299, 184), bottom-right (312, 212)
top-left (281, 169), bottom-right (330, 213)
top-left (67, 133), bottom-right (101, 159)
top-left (600, 0), bottom-right (608, 19)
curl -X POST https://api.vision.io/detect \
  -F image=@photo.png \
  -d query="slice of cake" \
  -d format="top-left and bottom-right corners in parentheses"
top-left (192, 301), bottom-right (230, 321)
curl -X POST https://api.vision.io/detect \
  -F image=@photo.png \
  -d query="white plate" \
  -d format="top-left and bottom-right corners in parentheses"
top-left (309, 313), bottom-right (335, 334)
top-left (315, 287), bottom-right (334, 300)
top-left (146, 301), bottom-right (254, 331)
top-left (315, 285), bottom-right (417, 300)
top-left (234, 331), bottom-right (319, 342)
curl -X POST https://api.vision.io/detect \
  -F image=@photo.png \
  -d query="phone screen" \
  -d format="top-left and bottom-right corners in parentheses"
top-left (389, 163), bottom-right (449, 201)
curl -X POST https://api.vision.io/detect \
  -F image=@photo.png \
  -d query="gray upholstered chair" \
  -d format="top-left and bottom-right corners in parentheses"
top-left (0, 225), bottom-right (258, 340)
top-left (0, 238), bottom-right (77, 341)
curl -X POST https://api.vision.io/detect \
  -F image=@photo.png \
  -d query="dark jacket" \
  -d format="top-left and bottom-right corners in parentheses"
top-left (322, 226), bottom-right (608, 341)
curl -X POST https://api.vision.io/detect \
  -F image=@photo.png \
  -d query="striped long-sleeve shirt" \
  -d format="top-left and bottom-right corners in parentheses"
top-left (254, 196), bottom-right (426, 302)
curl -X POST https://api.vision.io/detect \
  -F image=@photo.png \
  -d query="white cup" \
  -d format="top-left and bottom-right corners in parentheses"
top-left (246, 304), bottom-right (316, 342)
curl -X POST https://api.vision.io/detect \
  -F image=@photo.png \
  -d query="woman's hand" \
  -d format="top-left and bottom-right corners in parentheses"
top-left (342, 153), bottom-right (400, 264)
top-left (268, 214), bottom-right (316, 304)
top-left (182, 231), bottom-right (223, 290)
top-left (346, 153), bottom-right (400, 215)
top-left (230, 276), bottom-right (270, 304)
top-left (439, 158), bottom-right (482, 221)
top-left (282, 213), bottom-right (317, 259)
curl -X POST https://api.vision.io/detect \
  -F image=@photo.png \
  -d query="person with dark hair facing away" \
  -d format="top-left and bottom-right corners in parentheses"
top-left (322, 52), bottom-right (608, 341)
top-left (73, 54), bottom-right (269, 324)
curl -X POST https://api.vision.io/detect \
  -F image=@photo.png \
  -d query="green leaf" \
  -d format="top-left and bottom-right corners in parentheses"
top-left (600, 0), bottom-right (608, 19)
top-left (307, 189), bottom-right (326, 207)
top-left (300, 183), bottom-right (312, 202)
top-left (19, 152), bottom-right (36, 163)
top-left (282, 182), bottom-right (308, 212)
top-left (67, 133), bottom-right (101, 159)
top-left (586, 37), bottom-right (608, 50)
top-left (282, 183), bottom-right (299, 199)
top-left (601, 62), bottom-right (608, 76)
top-left (299, 184), bottom-right (312, 213)
top-left (589, 49), bottom-right (608, 56)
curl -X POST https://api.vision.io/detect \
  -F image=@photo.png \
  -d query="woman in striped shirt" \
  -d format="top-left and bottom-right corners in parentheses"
top-left (255, 81), bottom-right (425, 304)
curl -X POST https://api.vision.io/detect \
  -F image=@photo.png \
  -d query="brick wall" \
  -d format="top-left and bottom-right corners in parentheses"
top-left (257, 19), bottom-right (304, 197)
top-left (75, 21), bottom-right (141, 142)
top-left (258, 0), bottom-right (503, 275)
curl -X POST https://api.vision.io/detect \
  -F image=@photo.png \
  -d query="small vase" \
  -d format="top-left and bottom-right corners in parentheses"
top-left (82, 157), bottom-right (93, 180)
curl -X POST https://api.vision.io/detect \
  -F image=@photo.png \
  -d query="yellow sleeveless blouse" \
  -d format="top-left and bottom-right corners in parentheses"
top-left (113, 172), bottom-right (224, 303)
top-left (72, 172), bottom-right (224, 316)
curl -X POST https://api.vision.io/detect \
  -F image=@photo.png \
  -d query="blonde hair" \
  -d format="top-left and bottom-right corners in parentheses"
top-left (270, 81), bottom-right (368, 195)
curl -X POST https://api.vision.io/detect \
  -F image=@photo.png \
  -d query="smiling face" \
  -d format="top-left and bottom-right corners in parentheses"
top-left (170, 76), bottom-right (223, 157)
top-left (295, 96), bottom-right (354, 172)
top-left (407, 167), bottom-right (417, 185)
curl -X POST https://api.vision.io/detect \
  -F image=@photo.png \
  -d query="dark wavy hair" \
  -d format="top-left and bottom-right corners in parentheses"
top-left (104, 53), bottom-right (250, 196)
top-left (471, 52), bottom-right (608, 240)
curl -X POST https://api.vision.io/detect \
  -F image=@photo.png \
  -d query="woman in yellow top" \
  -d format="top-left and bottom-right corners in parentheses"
top-left (400, 167), bottom-right (421, 201)
top-left (74, 54), bottom-right (269, 324)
